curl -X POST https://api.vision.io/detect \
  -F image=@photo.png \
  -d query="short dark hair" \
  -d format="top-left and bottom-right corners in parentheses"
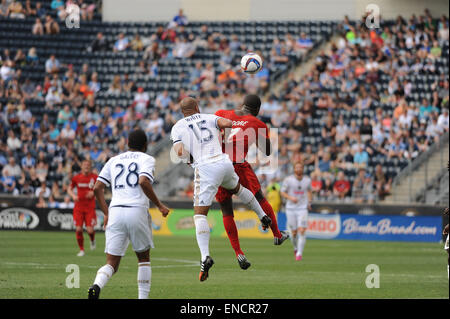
top-left (243, 94), bottom-right (261, 116)
top-left (128, 129), bottom-right (148, 151)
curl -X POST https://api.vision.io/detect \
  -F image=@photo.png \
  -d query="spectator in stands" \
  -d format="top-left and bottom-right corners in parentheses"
top-left (113, 33), bottom-right (130, 52)
top-left (32, 17), bottom-right (44, 35)
top-left (59, 195), bottom-right (75, 209)
top-left (173, 8), bottom-right (188, 26)
top-left (44, 15), bottom-right (60, 34)
top-left (80, 1), bottom-right (96, 21)
top-left (45, 55), bottom-right (60, 74)
top-left (0, 0), bottom-right (8, 17)
top-left (173, 36), bottom-right (195, 58)
top-left (155, 90), bottom-right (173, 111)
top-left (88, 32), bottom-right (109, 52)
top-left (333, 171), bottom-right (351, 200)
top-left (132, 87), bottom-right (149, 114)
top-left (1, 170), bottom-right (19, 195)
top-left (131, 34), bottom-right (144, 51)
top-left (296, 32), bottom-right (313, 54)
top-left (2, 157), bottom-right (22, 179)
top-left (7, 1), bottom-right (25, 19)
top-left (35, 193), bottom-right (47, 208)
top-left (146, 111), bottom-right (164, 144)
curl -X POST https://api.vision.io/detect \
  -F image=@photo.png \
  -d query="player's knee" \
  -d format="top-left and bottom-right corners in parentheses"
top-left (298, 228), bottom-right (306, 235)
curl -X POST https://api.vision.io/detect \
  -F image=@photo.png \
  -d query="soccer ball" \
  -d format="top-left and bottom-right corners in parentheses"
top-left (241, 53), bottom-right (263, 74)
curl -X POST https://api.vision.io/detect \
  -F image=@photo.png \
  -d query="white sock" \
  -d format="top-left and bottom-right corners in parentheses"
top-left (297, 234), bottom-right (306, 256)
top-left (137, 262), bottom-right (151, 299)
top-left (290, 232), bottom-right (298, 251)
top-left (193, 214), bottom-right (210, 262)
top-left (236, 186), bottom-right (266, 219)
top-left (93, 264), bottom-right (114, 289)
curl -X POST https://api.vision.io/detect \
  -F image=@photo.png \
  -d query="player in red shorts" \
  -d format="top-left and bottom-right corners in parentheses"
top-left (68, 159), bottom-right (98, 257)
top-left (215, 94), bottom-right (289, 269)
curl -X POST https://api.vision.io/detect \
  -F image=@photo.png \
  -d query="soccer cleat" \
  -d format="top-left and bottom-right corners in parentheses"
top-left (260, 215), bottom-right (272, 230)
top-left (199, 256), bottom-right (214, 282)
top-left (77, 250), bottom-right (85, 257)
top-left (295, 254), bottom-right (303, 261)
top-left (88, 284), bottom-right (101, 299)
top-left (237, 254), bottom-right (251, 270)
top-left (274, 231), bottom-right (290, 246)
top-left (90, 240), bottom-right (96, 250)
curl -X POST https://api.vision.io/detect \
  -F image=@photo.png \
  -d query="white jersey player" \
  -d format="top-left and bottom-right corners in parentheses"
top-left (280, 162), bottom-right (312, 261)
top-left (88, 129), bottom-right (170, 299)
top-left (171, 97), bottom-right (271, 281)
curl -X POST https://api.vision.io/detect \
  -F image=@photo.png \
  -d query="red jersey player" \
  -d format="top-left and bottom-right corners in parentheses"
top-left (68, 159), bottom-right (98, 256)
top-left (215, 94), bottom-right (289, 269)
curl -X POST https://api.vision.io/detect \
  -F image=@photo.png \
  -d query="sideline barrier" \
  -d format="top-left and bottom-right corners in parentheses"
top-left (0, 206), bottom-right (444, 242)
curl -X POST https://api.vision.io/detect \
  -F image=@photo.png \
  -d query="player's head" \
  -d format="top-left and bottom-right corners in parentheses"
top-left (242, 94), bottom-right (261, 116)
top-left (293, 161), bottom-right (304, 177)
top-left (180, 97), bottom-right (200, 117)
top-left (81, 159), bottom-right (92, 175)
top-left (128, 129), bottom-right (148, 152)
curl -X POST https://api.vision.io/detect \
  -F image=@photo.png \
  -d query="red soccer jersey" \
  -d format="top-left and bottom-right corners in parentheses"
top-left (71, 173), bottom-right (97, 210)
top-left (215, 109), bottom-right (269, 163)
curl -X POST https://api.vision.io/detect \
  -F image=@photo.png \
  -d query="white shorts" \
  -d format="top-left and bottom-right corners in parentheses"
top-left (105, 206), bottom-right (154, 256)
top-left (193, 158), bottom-right (239, 206)
top-left (286, 208), bottom-right (308, 230)
top-left (445, 235), bottom-right (449, 250)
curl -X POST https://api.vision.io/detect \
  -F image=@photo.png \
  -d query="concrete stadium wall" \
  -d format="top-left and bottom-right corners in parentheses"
top-left (102, 0), bottom-right (449, 22)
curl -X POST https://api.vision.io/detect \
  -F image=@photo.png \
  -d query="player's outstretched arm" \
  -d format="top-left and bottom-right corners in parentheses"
top-left (217, 117), bottom-right (233, 129)
top-left (93, 180), bottom-right (109, 228)
top-left (138, 176), bottom-right (170, 217)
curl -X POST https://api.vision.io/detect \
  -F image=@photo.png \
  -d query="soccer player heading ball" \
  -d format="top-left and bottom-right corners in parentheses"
top-left (215, 95), bottom-right (289, 269)
top-left (170, 97), bottom-right (274, 281)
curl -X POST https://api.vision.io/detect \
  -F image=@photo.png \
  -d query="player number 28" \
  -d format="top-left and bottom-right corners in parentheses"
top-left (114, 162), bottom-right (139, 189)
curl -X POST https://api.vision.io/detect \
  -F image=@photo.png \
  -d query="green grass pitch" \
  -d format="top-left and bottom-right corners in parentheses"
top-left (0, 231), bottom-right (448, 299)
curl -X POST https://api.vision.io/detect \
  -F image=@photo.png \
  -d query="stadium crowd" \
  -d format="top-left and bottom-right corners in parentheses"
top-left (253, 10), bottom-right (449, 203)
top-left (0, 5), bottom-right (449, 206)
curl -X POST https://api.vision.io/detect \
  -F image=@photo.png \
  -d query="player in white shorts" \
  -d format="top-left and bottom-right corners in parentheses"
top-left (88, 129), bottom-right (170, 299)
top-left (171, 97), bottom-right (271, 282)
top-left (280, 162), bottom-right (312, 261)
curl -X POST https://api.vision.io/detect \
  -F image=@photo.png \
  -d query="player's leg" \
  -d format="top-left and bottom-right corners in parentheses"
top-left (285, 209), bottom-right (298, 256)
top-left (236, 163), bottom-right (285, 241)
top-left (193, 166), bottom-right (217, 281)
top-left (128, 206), bottom-right (154, 298)
top-left (88, 207), bottom-right (128, 299)
top-left (73, 209), bottom-right (85, 256)
top-left (217, 194), bottom-right (251, 270)
top-left (84, 209), bottom-right (97, 250)
top-left (295, 210), bottom-right (308, 260)
top-left (135, 249), bottom-right (151, 299)
top-left (88, 253), bottom-right (121, 299)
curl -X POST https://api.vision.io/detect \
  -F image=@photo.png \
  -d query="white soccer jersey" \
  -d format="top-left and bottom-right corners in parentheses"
top-left (171, 113), bottom-right (226, 167)
top-left (97, 151), bottom-right (156, 208)
top-left (281, 175), bottom-right (312, 210)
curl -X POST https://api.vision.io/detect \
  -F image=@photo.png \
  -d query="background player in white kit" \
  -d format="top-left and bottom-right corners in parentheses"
top-left (171, 97), bottom-right (271, 282)
top-left (280, 162), bottom-right (312, 261)
top-left (88, 129), bottom-right (170, 299)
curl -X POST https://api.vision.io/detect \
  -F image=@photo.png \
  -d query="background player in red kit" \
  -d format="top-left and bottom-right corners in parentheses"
top-left (68, 160), bottom-right (98, 256)
top-left (215, 94), bottom-right (289, 269)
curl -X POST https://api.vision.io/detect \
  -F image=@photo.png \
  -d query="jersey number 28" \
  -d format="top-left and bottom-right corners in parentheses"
top-left (114, 162), bottom-right (139, 189)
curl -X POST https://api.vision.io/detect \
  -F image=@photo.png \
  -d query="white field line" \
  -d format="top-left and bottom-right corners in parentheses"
top-left (0, 258), bottom-right (199, 270)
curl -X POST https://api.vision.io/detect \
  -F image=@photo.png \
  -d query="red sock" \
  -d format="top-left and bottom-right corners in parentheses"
top-left (88, 231), bottom-right (95, 242)
top-left (259, 199), bottom-right (282, 238)
top-left (76, 230), bottom-right (84, 251)
top-left (223, 215), bottom-right (244, 257)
